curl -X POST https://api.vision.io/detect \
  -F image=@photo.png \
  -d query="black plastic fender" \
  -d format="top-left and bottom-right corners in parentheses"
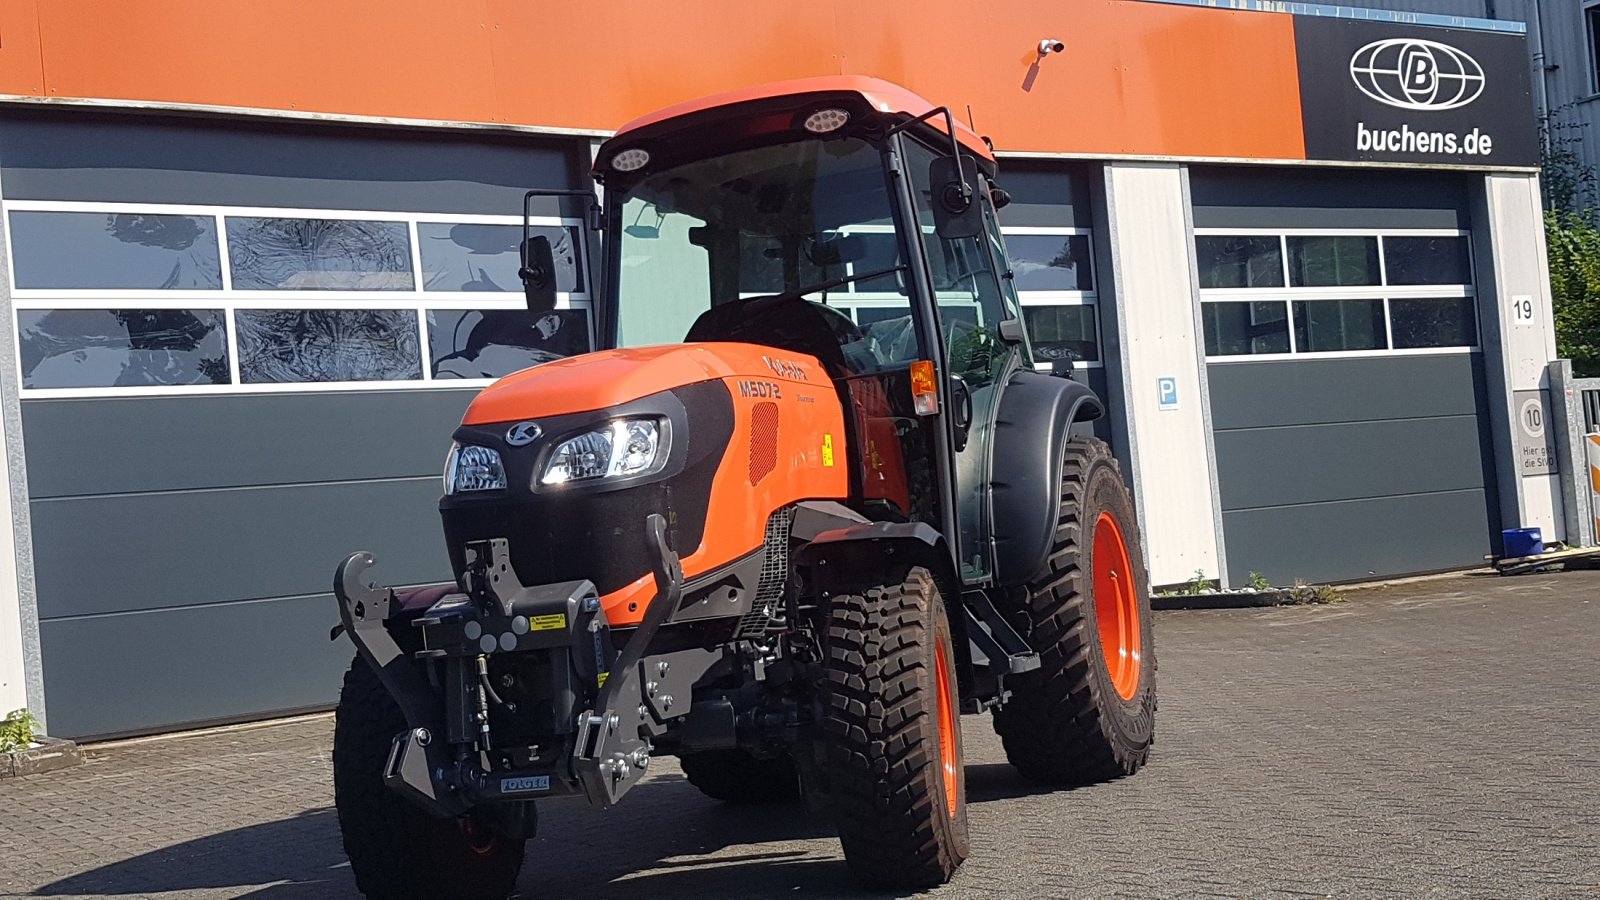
top-left (794, 517), bottom-right (973, 686)
top-left (990, 369), bottom-right (1105, 587)
top-left (794, 518), bottom-right (950, 592)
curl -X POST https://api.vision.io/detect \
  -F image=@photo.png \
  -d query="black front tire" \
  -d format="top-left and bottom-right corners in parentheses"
top-left (820, 566), bottom-right (969, 889)
top-left (992, 436), bottom-right (1157, 784)
top-left (679, 749), bottom-right (801, 803)
top-left (333, 656), bottom-right (525, 900)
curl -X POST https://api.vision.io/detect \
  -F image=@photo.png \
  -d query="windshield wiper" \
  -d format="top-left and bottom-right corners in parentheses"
top-left (776, 265), bottom-right (908, 302)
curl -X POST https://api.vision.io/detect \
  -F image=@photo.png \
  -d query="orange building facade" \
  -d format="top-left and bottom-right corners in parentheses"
top-left (0, 1), bottom-right (1571, 739)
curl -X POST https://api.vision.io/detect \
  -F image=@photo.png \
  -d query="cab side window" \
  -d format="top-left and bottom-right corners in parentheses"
top-left (903, 141), bottom-right (1010, 388)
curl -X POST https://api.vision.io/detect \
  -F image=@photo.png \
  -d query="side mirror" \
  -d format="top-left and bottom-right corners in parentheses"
top-left (519, 235), bottom-right (557, 313)
top-left (929, 155), bottom-right (983, 240)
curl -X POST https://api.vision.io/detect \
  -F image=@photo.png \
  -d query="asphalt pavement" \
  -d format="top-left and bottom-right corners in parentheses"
top-left (3, 570), bottom-right (1597, 899)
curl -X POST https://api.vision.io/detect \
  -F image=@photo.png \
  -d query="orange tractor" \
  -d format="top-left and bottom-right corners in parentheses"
top-left (331, 76), bottom-right (1155, 898)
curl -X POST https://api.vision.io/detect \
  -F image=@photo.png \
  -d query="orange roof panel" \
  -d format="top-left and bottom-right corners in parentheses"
top-left (611, 75), bottom-right (996, 162)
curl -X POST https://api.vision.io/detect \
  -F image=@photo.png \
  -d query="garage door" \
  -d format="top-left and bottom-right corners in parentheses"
top-left (1192, 167), bottom-right (1501, 585)
top-left (1, 108), bottom-right (594, 738)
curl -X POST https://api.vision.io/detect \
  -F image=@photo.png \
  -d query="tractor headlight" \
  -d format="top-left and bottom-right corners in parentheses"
top-left (541, 418), bottom-right (665, 485)
top-left (444, 444), bottom-right (508, 494)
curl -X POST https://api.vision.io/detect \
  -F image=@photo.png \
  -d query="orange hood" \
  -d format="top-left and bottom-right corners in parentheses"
top-left (461, 343), bottom-right (827, 425)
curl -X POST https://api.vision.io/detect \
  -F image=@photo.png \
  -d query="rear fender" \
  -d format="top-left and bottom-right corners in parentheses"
top-left (990, 369), bottom-right (1104, 587)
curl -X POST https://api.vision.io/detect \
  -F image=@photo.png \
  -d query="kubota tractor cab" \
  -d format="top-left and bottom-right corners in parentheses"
top-left (331, 76), bottom-right (1156, 899)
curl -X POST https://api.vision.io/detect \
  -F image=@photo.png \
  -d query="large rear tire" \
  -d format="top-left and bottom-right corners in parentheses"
top-left (820, 566), bottom-right (969, 889)
top-left (679, 749), bottom-right (800, 803)
top-left (992, 436), bottom-right (1157, 784)
top-left (333, 656), bottom-right (525, 900)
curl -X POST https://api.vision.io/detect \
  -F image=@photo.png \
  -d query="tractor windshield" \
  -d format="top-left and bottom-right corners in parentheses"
top-left (611, 137), bottom-right (920, 370)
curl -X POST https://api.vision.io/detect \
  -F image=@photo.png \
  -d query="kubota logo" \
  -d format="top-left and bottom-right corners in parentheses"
top-left (505, 421), bottom-right (542, 446)
top-left (1349, 39), bottom-right (1485, 111)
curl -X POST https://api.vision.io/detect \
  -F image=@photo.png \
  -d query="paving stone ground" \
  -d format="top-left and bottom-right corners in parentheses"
top-left (2, 570), bottom-right (1597, 899)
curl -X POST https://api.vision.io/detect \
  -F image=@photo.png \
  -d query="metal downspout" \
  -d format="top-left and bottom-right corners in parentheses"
top-left (1528, 0), bottom-right (1551, 155)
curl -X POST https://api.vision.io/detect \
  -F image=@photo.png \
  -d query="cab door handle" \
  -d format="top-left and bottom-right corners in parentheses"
top-left (950, 374), bottom-right (973, 452)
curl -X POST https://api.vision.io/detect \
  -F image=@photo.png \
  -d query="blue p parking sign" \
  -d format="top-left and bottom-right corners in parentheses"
top-left (1157, 376), bottom-right (1178, 411)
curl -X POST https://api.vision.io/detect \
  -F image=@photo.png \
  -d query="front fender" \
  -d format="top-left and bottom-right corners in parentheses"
top-left (990, 370), bottom-right (1104, 587)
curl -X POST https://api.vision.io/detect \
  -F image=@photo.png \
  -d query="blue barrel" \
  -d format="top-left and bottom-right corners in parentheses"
top-left (1502, 527), bottom-right (1544, 559)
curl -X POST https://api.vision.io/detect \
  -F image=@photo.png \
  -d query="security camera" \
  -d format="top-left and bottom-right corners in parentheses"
top-left (1039, 39), bottom-right (1065, 55)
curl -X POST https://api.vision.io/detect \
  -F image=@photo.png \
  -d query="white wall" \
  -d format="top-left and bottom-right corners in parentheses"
top-left (0, 451), bottom-right (24, 716)
top-left (0, 200), bottom-right (26, 717)
top-left (1099, 163), bottom-right (1224, 585)
top-left (1475, 172), bottom-right (1567, 539)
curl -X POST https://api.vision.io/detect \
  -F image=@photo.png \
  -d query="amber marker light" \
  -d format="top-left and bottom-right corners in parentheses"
top-left (910, 360), bottom-right (939, 416)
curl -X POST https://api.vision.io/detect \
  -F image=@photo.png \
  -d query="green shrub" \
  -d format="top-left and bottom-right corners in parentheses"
top-left (0, 708), bottom-right (39, 752)
top-left (1545, 210), bottom-right (1600, 378)
top-left (1282, 580), bottom-right (1345, 605)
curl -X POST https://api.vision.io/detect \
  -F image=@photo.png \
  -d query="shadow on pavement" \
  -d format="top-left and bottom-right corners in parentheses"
top-left (523, 772), bottom-right (853, 899)
top-left (963, 760), bottom-right (1082, 803)
top-left (33, 764), bottom-right (1053, 899)
top-left (31, 807), bottom-right (355, 898)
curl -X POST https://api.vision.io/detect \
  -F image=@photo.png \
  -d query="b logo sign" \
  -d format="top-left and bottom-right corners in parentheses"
top-left (1349, 39), bottom-right (1485, 111)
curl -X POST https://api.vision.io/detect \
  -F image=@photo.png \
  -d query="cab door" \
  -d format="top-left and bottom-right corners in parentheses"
top-left (903, 140), bottom-right (1026, 584)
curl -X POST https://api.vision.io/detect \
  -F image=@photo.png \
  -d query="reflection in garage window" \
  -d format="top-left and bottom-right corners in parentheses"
top-left (428, 309), bottom-right (590, 379)
top-left (9, 212), bottom-right (223, 290)
top-left (1003, 234), bottom-right (1093, 292)
top-left (1195, 236), bottom-right (1284, 289)
top-left (227, 218), bottom-right (413, 290)
top-left (1383, 236), bottom-right (1471, 286)
top-left (1287, 236), bottom-right (1380, 287)
top-left (1390, 297), bottom-right (1478, 349)
top-left (18, 309), bottom-right (230, 388)
top-left (418, 224), bottom-right (583, 293)
top-left (1292, 299), bottom-right (1388, 352)
top-left (236, 309), bottom-right (420, 383)
top-left (1023, 305), bottom-right (1099, 363)
top-left (1202, 301), bottom-right (1290, 356)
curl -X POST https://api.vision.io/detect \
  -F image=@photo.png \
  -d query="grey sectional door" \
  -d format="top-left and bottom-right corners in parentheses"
top-left (1208, 355), bottom-right (1500, 584)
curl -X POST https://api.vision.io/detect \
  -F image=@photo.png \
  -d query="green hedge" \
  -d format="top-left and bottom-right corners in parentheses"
top-left (1546, 210), bottom-right (1600, 378)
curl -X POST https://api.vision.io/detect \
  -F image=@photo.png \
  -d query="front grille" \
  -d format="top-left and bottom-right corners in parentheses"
top-left (735, 507), bottom-right (793, 639)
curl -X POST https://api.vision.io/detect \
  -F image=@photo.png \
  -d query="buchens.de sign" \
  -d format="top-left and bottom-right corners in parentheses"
top-left (1293, 18), bottom-right (1538, 168)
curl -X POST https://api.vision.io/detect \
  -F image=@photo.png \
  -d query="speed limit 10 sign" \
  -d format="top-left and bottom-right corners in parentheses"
top-left (1513, 390), bottom-right (1556, 475)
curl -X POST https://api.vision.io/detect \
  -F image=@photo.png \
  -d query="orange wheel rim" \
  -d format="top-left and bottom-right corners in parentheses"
top-left (1092, 511), bottom-right (1142, 700)
top-left (933, 643), bottom-right (960, 818)
top-left (459, 816), bottom-right (499, 856)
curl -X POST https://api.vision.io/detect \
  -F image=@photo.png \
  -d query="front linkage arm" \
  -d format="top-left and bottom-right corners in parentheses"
top-left (333, 513), bottom-right (716, 816)
top-left (334, 552), bottom-right (470, 816)
top-left (571, 513), bottom-right (717, 808)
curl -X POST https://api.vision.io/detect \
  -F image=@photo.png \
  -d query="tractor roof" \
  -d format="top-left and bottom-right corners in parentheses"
top-left (596, 76), bottom-right (995, 181)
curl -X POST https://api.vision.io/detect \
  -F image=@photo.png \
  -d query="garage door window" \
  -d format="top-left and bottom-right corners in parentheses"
top-left (9, 211), bottom-right (223, 290)
top-left (1196, 229), bottom-right (1476, 359)
top-left (1001, 227), bottom-right (1101, 369)
top-left (5, 201), bottom-right (593, 395)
